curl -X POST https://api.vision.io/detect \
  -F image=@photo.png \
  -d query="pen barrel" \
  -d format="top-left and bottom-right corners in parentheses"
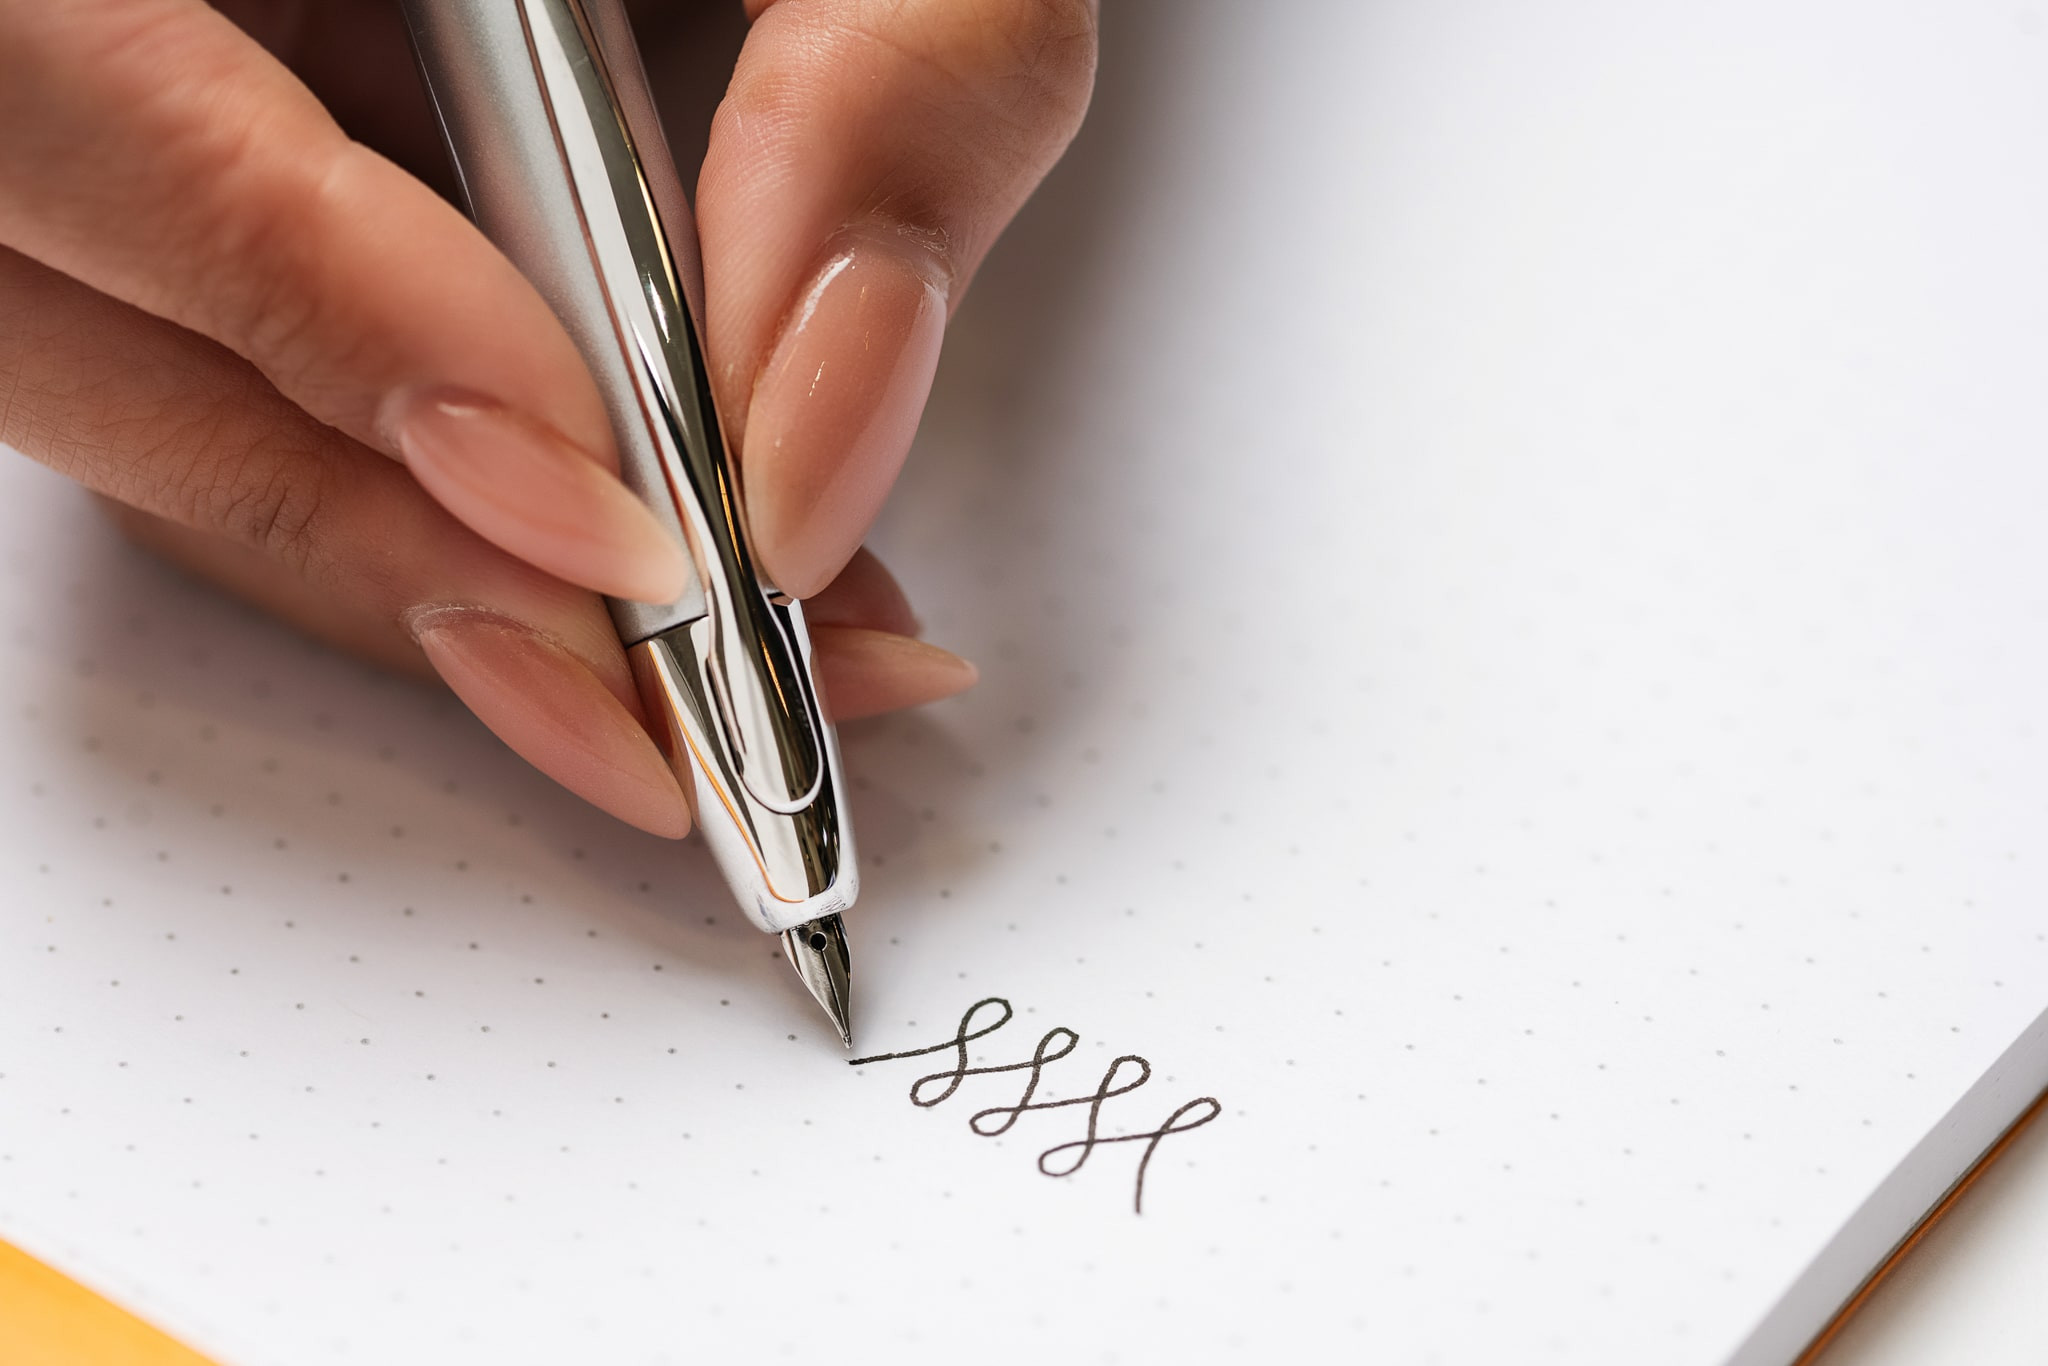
top-left (400, 0), bottom-right (700, 636)
top-left (401, 0), bottom-right (858, 932)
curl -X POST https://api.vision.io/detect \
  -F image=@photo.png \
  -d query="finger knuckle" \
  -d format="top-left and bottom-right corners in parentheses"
top-left (192, 158), bottom-right (350, 389)
top-left (754, 0), bottom-right (1098, 164)
top-left (169, 421), bottom-right (330, 570)
top-left (216, 461), bottom-right (327, 569)
top-left (996, 0), bottom-right (1100, 126)
top-left (912, 0), bottom-right (1099, 142)
top-left (142, 88), bottom-right (357, 395)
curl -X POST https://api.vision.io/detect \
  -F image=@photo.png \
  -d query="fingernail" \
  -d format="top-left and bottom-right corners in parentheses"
top-left (411, 607), bottom-right (691, 838)
top-left (384, 389), bottom-right (692, 604)
top-left (745, 237), bottom-right (948, 599)
top-left (810, 626), bottom-right (978, 722)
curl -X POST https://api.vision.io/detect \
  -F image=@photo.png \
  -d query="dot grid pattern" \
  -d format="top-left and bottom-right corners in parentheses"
top-left (4, 4), bottom-right (2048, 1363)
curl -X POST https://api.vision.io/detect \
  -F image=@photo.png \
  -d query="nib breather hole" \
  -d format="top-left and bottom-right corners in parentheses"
top-left (808, 931), bottom-right (829, 952)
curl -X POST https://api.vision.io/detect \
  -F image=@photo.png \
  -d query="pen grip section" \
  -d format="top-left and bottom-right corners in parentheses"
top-left (632, 617), bottom-right (856, 932)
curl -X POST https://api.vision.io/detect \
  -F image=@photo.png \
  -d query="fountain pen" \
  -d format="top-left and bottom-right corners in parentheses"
top-left (400, 0), bottom-right (858, 1045)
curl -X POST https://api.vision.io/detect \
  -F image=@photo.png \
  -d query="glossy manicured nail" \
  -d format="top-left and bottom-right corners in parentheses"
top-left (744, 238), bottom-right (948, 599)
top-left (384, 389), bottom-right (692, 604)
top-left (411, 607), bottom-right (690, 838)
top-left (810, 627), bottom-right (978, 722)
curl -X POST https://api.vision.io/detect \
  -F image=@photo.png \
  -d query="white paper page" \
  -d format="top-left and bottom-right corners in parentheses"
top-left (4, 3), bottom-right (2047, 1363)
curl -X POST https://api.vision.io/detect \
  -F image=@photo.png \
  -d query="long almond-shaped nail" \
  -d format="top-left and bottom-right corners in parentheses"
top-left (411, 607), bottom-right (690, 838)
top-left (810, 626), bottom-right (978, 722)
top-left (744, 238), bottom-right (948, 600)
top-left (384, 389), bottom-right (692, 604)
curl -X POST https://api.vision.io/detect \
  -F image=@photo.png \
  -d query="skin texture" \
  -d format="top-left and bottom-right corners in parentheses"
top-left (0, 0), bottom-right (1096, 837)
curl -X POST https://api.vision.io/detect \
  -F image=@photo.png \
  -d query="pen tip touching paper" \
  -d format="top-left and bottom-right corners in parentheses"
top-left (781, 914), bottom-right (853, 1049)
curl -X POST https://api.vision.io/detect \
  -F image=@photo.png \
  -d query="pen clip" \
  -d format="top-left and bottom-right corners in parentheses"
top-left (702, 583), bottom-right (825, 815)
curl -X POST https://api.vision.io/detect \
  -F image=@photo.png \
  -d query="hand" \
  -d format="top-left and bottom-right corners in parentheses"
top-left (0, 0), bottom-right (1097, 837)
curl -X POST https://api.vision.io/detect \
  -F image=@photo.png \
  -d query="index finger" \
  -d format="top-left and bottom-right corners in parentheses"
top-left (0, 0), bottom-right (690, 603)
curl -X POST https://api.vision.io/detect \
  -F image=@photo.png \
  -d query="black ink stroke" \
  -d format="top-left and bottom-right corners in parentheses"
top-left (850, 996), bottom-right (1220, 1214)
top-left (849, 996), bottom-right (1015, 1105)
top-left (961, 1029), bottom-right (1082, 1132)
top-left (977, 1051), bottom-right (1147, 1141)
top-left (1040, 1093), bottom-right (1223, 1214)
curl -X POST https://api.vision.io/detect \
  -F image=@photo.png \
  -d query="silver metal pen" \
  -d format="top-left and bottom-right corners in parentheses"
top-left (400, 0), bottom-right (857, 1045)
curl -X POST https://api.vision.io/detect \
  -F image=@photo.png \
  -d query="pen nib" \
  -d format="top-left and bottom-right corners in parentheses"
top-left (780, 914), bottom-right (853, 1049)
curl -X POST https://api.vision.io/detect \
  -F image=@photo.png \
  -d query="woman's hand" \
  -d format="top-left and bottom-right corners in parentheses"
top-left (0, 0), bottom-right (1097, 837)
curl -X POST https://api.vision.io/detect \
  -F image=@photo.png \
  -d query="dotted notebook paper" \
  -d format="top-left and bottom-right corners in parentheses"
top-left (5, 3), bottom-right (2048, 1364)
